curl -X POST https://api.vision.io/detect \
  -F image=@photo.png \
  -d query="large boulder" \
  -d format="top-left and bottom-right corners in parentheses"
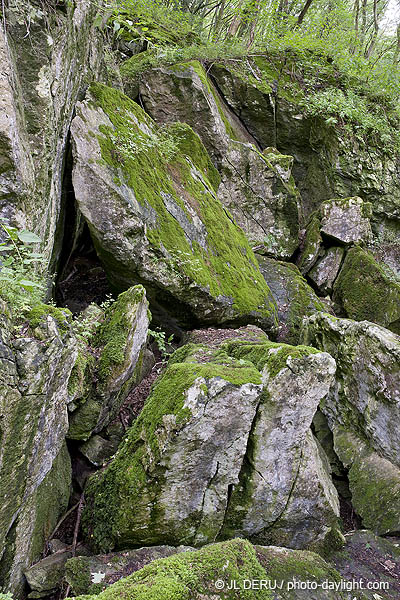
top-left (0, 302), bottom-right (75, 594)
top-left (71, 83), bottom-right (277, 331)
top-left (66, 538), bottom-right (356, 600)
top-left (210, 58), bottom-right (400, 224)
top-left (82, 329), bottom-right (338, 553)
top-left (301, 313), bottom-right (400, 534)
top-left (332, 247), bottom-right (400, 333)
top-left (67, 286), bottom-right (150, 440)
top-left (0, 0), bottom-right (103, 265)
top-left (138, 61), bottom-right (301, 259)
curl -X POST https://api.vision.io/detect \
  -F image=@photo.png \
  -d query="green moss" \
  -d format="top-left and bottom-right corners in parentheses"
top-left (83, 352), bottom-right (261, 552)
top-left (88, 83), bottom-right (277, 326)
top-left (298, 213), bottom-right (322, 273)
top-left (222, 339), bottom-right (318, 378)
top-left (67, 348), bottom-right (95, 400)
top-left (68, 539), bottom-right (271, 600)
top-left (95, 286), bottom-right (145, 382)
top-left (65, 557), bottom-right (92, 596)
top-left (27, 303), bottom-right (72, 334)
top-left (333, 246), bottom-right (400, 333)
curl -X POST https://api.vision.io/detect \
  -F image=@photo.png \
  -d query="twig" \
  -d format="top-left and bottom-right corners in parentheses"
top-left (49, 501), bottom-right (80, 541)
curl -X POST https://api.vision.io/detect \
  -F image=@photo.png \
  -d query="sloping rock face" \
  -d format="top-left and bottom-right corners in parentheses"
top-left (0, 302), bottom-right (75, 593)
top-left (256, 256), bottom-right (326, 344)
top-left (0, 0), bottom-right (103, 264)
top-left (210, 59), bottom-right (400, 226)
top-left (67, 539), bottom-right (355, 600)
top-left (302, 313), bottom-right (400, 534)
top-left (137, 61), bottom-right (301, 259)
top-left (67, 286), bottom-right (150, 440)
top-left (82, 328), bottom-right (338, 553)
top-left (71, 83), bottom-right (277, 331)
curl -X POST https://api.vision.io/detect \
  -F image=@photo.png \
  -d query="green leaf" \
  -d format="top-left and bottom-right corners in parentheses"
top-left (19, 279), bottom-right (43, 289)
top-left (17, 230), bottom-right (42, 244)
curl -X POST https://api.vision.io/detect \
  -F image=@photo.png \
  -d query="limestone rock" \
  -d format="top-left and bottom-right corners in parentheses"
top-left (308, 247), bottom-right (344, 295)
top-left (334, 430), bottom-right (400, 535)
top-left (65, 546), bottom-right (191, 596)
top-left (301, 313), bottom-right (400, 534)
top-left (79, 435), bottom-right (116, 467)
top-left (210, 59), bottom-right (400, 223)
top-left (67, 286), bottom-right (150, 441)
top-left (0, 303), bottom-right (75, 594)
top-left (333, 247), bottom-right (400, 333)
top-left (66, 538), bottom-right (354, 600)
top-left (82, 331), bottom-right (338, 553)
top-left (25, 548), bottom-right (73, 598)
top-left (319, 197), bottom-right (372, 245)
top-left (138, 61), bottom-right (301, 259)
top-left (257, 256), bottom-right (326, 343)
top-left (220, 339), bottom-right (338, 550)
top-left (0, 0), bottom-right (103, 264)
top-left (71, 83), bottom-right (277, 331)
top-left (83, 343), bottom-right (264, 551)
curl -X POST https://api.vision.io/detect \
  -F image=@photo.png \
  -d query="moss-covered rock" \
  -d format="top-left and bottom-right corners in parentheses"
top-left (67, 286), bottom-right (150, 441)
top-left (333, 246), bottom-right (400, 333)
top-left (210, 57), bottom-right (400, 223)
top-left (82, 329), bottom-right (338, 554)
top-left (65, 546), bottom-right (191, 596)
top-left (71, 83), bottom-right (277, 332)
top-left (257, 256), bottom-right (326, 343)
top-left (302, 313), bottom-right (400, 535)
top-left (0, 303), bottom-right (76, 594)
top-left (218, 338), bottom-right (339, 551)
top-left (138, 61), bottom-right (302, 259)
top-left (66, 538), bottom-right (354, 600)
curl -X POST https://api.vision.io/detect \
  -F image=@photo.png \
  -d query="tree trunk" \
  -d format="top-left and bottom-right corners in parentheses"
top-left (296, 0), bottom-right (314, 27)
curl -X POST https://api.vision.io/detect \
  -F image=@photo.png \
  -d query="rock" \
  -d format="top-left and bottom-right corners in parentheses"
top-left (71, 83), bottom-right (277, 332)
top-left (0, 302), bottom-right (75, 594)
top-left (335, 430), bottom-right (400, 535)
top-left (210, 59), bottom-right (400, 223)
top-left (332, 247), bottom-right (400, 333)
top-left (297, 213), bottom-right (323, 274)
top-left (25, 549), bottom-right (73, 598)
top-left (66, 538), bottom-right (355, 600)
top-left (0, 0), bottom-right (103, 264)
top-left (82, 341), bottom-right (264, 551)
top-left (65, 546), bottom-right (191, 596)
top-left (82, 330), bottom-right (338, 553)
top-left (319, 197), bottom-right (372, 245)
top-left (308, 247), bottom-right (344, 295)
top-left (257, 256), bottom-right (326, 343)
top-left (301, 313), bottom-right (400, 534)
top-left (219, 338), bottom-right (339, 551)
top-left (138, 61), bottom-right (301, 259)
top-left (332, 530), bottom-right (400, 599)
top-left (79, 435), bottom-right (116, 467)
top-left (67, 286), bottom-right (150, 440)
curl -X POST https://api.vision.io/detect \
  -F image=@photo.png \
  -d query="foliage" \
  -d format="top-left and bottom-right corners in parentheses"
top-left (148, 327), bottom-right (174, 359)
top-left (0, 218), bottom-right (45, 313)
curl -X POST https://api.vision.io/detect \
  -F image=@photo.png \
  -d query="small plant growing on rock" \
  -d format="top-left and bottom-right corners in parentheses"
top-left (148, 327), bottom-right (174, 359)
top-left (0, 218), bottom-right (45, 312)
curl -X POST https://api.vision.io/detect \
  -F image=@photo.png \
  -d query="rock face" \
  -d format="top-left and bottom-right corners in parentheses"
top-left (82, 329), bottom-right (338, 553)
top-left (257, 256), bottom-right (326, 344)
top-left (319, 197), bottom-right (372, 245)
top-left (71, 83), bottom-right (277, 331)
top-left (210, 59), bottom-right (400, 224)
top-left (66, 538), bottom-right (355, 600)
top-left (308, 247), bottom-right (344, 295)
top-left (138, 61), bottom-right (301, 259)
top-left (0, 0), bottom-right (102, 264)
top-left (67, 286), bottom-right (150, 441)
top-left (0, 302), bottom-right (75, 593)
top-left (332, 247), bottom-right (400, 334)
top-left (302, 313), bottom-right (400, 534)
